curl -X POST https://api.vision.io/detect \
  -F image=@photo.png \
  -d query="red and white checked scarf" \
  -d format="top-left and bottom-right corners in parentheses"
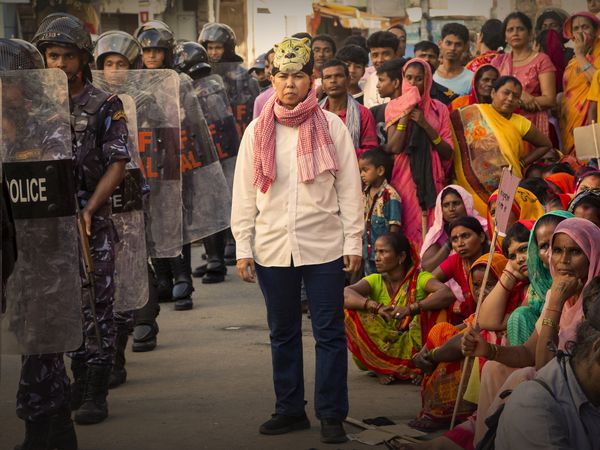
top-left (253, 89), bottom-right (338, 193)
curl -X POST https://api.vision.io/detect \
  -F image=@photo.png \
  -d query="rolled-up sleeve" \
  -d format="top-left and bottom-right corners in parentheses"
top-left (330, 117), bottom-right (363, 257)
top-left (230, 120), bottom-right (258, 260)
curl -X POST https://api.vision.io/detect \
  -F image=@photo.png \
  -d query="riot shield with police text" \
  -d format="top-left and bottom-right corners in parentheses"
top-left (192, 74), bottom-right (240, 189)
top-left (111, 94), bottom-right (149, 312)
top-left (179, 73), bottom-right (230, 244)
top-left (93, 69), bottom-right (182, 258)
top-left (0, 69), bottom-right (82, 355)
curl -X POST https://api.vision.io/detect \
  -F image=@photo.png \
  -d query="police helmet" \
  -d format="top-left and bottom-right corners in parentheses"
top-left (0, 38), bottom-right (45, 70)
top-left (32, 13), bottom-right (93, 57)
top-left (173, 41), bottom-right (211, 79)
top-left (94, 30), bottom-right (143, 70)
top-left (198, 23), bottom-right (236, 53)
top-left (135, 20), bottom-right (175, 50)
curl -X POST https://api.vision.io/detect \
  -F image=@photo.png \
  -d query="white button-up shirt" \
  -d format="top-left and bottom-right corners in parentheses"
top-left (231, 109), bottom-right (363, 267)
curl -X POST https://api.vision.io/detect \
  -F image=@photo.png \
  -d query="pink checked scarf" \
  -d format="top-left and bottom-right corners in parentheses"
top-left (253, 89), bottom-right (338, 193)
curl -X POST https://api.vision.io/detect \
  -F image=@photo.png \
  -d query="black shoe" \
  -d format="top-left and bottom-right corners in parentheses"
top-left (69, 360), bottom-right (87, 411)
top-left (174, 297), bottom-right (193, 311)
top-left (74, 366), bottom-right (111, 425)
top-left (192, 264), bottom-right (207, 278)
top-left (15, 419), bottom-right (50, 450)
top-left (202, 272), bottom-right (225, 284)
top-left (320, 419), bottom-right (348, 444)
top-left (48, 407), bottom-right (78, 450)
top-left (108, 367), bottom-right (127, 389)
top-left (258, 413), bottom-right (310, 435)
top-left (132, 323), bottom-right (158, 352)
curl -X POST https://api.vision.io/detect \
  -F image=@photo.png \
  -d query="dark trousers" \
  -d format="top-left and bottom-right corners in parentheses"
top-left (17, 354), bottom-right (70, 422)
top-left (255, 257), bottom-right (348, 420)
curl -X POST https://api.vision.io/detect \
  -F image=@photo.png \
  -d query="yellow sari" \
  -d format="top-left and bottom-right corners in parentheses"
top-left (560, 35), bottom-right (600, 155)
top-left (451, 104), bottom-right (527, 216)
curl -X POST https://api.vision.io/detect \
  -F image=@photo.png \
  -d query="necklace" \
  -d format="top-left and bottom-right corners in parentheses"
top-left (512, 50), bottom-right (533, 63)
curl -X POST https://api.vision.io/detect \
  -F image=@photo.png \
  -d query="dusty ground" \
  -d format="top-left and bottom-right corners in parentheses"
top-left (1, 247), bottom-right (424, 450)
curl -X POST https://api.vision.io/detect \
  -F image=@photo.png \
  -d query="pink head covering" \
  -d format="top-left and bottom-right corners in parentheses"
top-left (563, 11), bottom-right (600, 40)
top-left (402, 58), bottom-right (434, 117)
top-left (546, 218), bottom-right (600, 347)
top-left (420, 185), bottom-right (488, 258)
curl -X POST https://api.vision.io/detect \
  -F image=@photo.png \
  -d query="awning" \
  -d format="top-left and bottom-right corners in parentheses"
top-left (312, 2), bottom-right (391, 30)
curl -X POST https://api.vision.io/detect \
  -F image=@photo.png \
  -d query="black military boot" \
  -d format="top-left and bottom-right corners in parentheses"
top-left (203, 230), bottom-right (227, 284)
top-left (47, 406), bottom-right (78, 450)
top-left (69, 359), bottom-right (87, 411)
top-left (133, 265), bottom-right (160, 352)
top-left (109, 331), bottom-right (128, 388)
top-left (74, 365), bottom-right (111, 425)
top-left (152, 257), bottom-right (173, 302)
top-left (14, 419), bottom-right (50, 450)
top-left (171, 244), bottom-right (194, 310)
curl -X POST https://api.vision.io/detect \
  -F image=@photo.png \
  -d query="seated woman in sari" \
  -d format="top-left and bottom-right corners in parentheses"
top-left (344, 232), bottom-right (454, 384)
top-left (408, 252), bottom-right (506, 432)
top-left (461, 218), bottom-right (600, 447)
top-left (421, 186), bottom-right (488, 273)
top-left (562, 12), bottom-right (600, 154)
top-left (452, 76), bottom-right (552, 216)
top-left (385, 58), bottom-right (454, 249)
top-left (492, 12), bottom-right (557, 147)
top-left (431, 217), bottom-right (488, 326)
top-left (507, 211), bottom-right (573, 346)
top-left (568, 188), bottom-right (600, 227)
top-left (450, 65), bottom-right (499, 111)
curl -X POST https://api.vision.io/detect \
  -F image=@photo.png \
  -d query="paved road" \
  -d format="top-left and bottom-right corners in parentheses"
top-left (1, 247), bottom-right (422, 450)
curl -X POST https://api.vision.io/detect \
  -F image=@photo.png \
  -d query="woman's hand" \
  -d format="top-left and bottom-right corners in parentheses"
top-left (574, 31), bottom-right (594, 57)
top-left (409, 108), bottom-right (427, 128)
top-left (412, 348), bottom-right (436, 374)
top-left (461, 326), bottom-right (490, 357)
top-left (389, 305), bottom-right (411, 322)
top-left (505, 261), bottom-right (528, 282)
top-left (519, 91), bottom-right (539, 112)
top-left (549, 273), bottom-right (584, 308)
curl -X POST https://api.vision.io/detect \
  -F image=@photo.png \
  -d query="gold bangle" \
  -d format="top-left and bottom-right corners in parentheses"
top-left (432, 135), bottom-right (442, 145)
top-left (542, 317), bottom-right (559, 331)
top-left (396, 122), bottom-right (407, 131)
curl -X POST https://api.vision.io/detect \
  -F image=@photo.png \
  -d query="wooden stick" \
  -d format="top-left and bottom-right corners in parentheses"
top-left (450, 228), bottom-right (499, 429)
top-left (592, 120), bottom-right (600, 163)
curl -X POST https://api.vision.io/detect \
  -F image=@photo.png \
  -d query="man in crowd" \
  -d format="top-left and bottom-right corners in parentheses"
top-left (231, 36), bottom-right (362, 444)
top-left (320, 58), bottom-right (378, 157)
top-left (414, 40), bottom-right (458, 106)
top-left (387, 24), bottom-right (407, 59)
top-left (311, 34), bottom-right (336, 80)
top-left (433, 23), bottom-right (474, 96)
top-left (370, 58), bottom-right (404, 145)
top-left (363, 31), bottom-right (400, 108)
top-left (248, 52), bottom-right (271, 90)
top-left (336, 44), bottom-right (370, 104)
top-left (467, 18), bottom-right (504, 71)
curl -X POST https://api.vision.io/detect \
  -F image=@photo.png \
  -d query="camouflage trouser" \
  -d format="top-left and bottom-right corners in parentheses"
top-left (68, 216), bottom-right (117, 367)
top-left (16, 353), bottom-right (70, 422)
top-left (114, 310), bottom-right (133, 335)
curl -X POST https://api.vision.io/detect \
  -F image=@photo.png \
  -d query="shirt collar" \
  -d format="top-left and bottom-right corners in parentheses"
top-left (364, 179), bottom-right (388, 195)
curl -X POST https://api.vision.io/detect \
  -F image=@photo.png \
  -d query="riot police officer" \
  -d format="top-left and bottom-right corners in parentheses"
top-left (135, 20), bottom-right (196, 314)
top-left (32, 12), bottom-right (130, 426)
top-left (198, 23), bottom-right (259, 279)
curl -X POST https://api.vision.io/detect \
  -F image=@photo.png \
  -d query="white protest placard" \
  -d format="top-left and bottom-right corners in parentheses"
top-left (494, 168), bottom-right (521, 236)
top-left (574, 122), bottom-right (600, 161)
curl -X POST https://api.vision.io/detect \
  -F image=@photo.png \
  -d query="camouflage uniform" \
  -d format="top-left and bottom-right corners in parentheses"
top-left (67, 82), bottom-right (130, 367)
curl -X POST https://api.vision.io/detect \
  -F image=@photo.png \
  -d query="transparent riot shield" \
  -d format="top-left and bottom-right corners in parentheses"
top-left (93, 69), bottom-right (182, 258)
top-left (192, 74), bottom-right (240, 189)
top-left (179, 73), bottom-right (230, 244)
top-left (111, 94), bottom-right (149, 312)
top-left (0, 69), bottom-right (82, 355)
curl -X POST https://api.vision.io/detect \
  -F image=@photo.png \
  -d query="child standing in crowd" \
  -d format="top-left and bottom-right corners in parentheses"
top-left (359, 148), bottom-right (402, 275)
